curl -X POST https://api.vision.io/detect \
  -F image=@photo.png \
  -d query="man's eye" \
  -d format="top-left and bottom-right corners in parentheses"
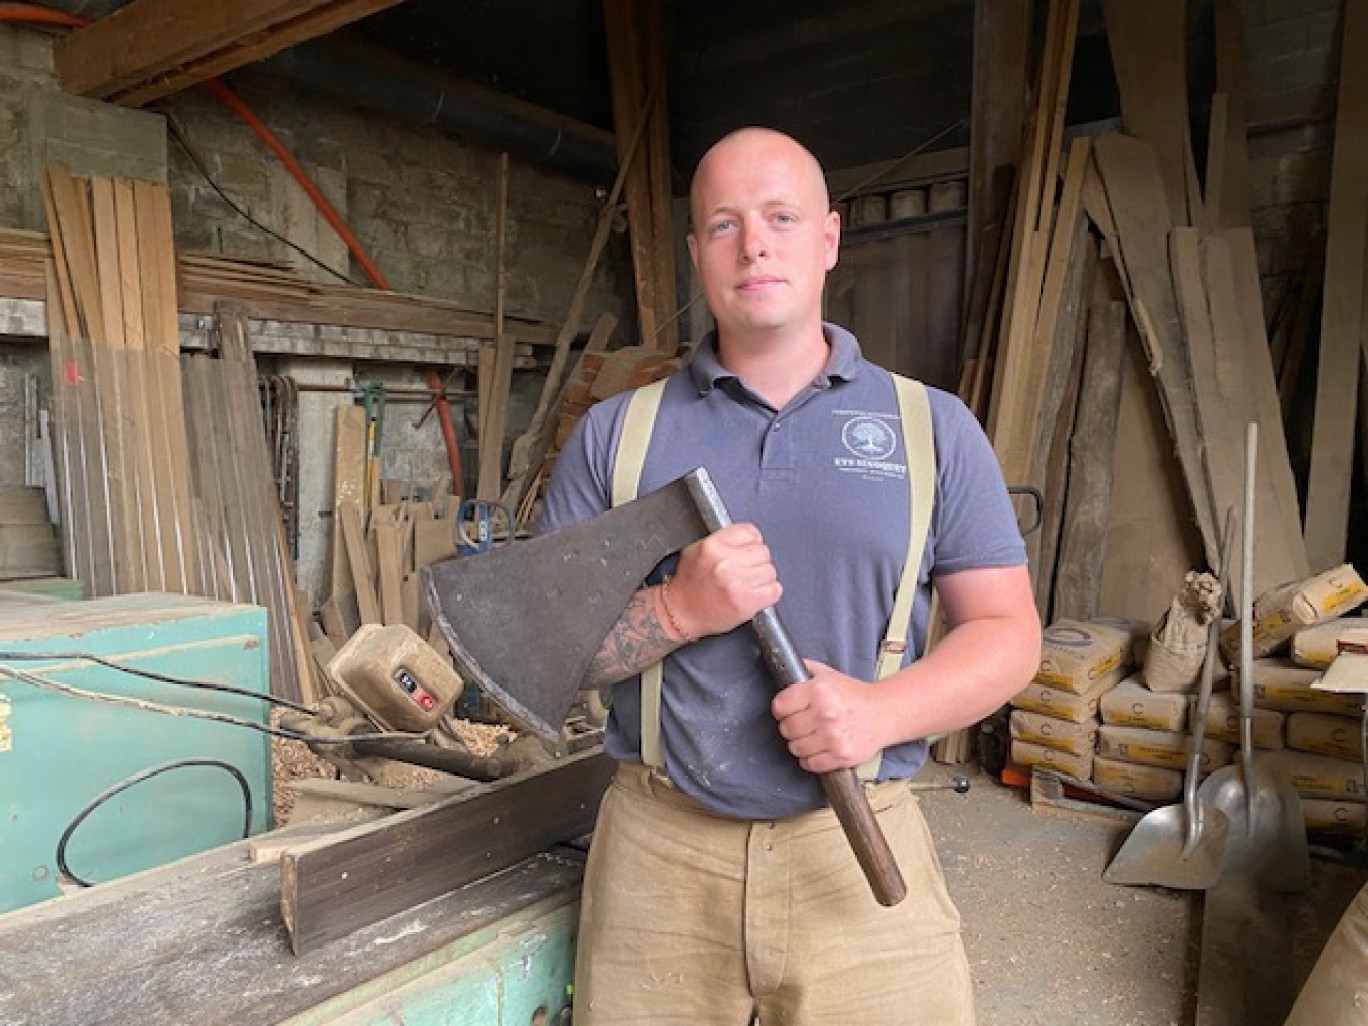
top-left (774, 212), bottom-right (797, 225)
top-left (711, 220), bottom-right (736, 234)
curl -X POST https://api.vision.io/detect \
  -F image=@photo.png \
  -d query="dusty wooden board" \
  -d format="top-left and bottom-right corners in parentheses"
top-left (477, 153), bottom-right (514, 500)
top-left (966, 0), bottom-right (1031, 321)
top-left (1304, 0), bottom-right (1368, 570)
top-left (604, 0), bottom-right (662, 348)
top-left (374, 520), bottom-right (404, 627)
top-left (1052, 292), bottom-right (1127, 621)
top-left (1206, 0), bottom-right (1253, 228)
top-left (1093, 132), bottom-right (1216, 566)
top-left (0, 836), bottom-right (585, 1026)
top-left (331, 404), bottom-right (366, 598)
top-left (338, 500), bottom-right (379, 626)
top-left (640, 0), bottom-right (678, 351)
top-left (1097, 323), bottom-right (1204, 623)
top-left (281, 747), bottom-right (614, 955)
top-left (1199, 231), bottom-right (1309, 591)
top-left (987, 0), bottom-right (1080, 442)
top-left (1101, 0), bottom-right (1203, 229)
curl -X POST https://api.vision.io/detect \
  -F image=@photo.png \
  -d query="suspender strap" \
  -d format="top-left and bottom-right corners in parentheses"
top-left (858, 374), bottom-right (936, 780)
top-left (613, 380), bottom-right (667, 768)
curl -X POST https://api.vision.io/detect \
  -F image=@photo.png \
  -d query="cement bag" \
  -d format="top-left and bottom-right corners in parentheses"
top-left (1301, 798), bottom-right (1367, 836)
top-left (1008, 709), bottom-right (1097, 757)
top-left (1282, 882), bottom-right (1368, 1026)
top-left (1144, 570), bottom-right (1222, 692)
top-left (1096, 724), bottom-right (1234, 773)
top-left (1092, 755), bottom-right (1182, 803)
top-left (1292, 619), bottom-right (1368, 670)
top-left (1100, 677), bottom-right (1189, 731)
top-left (1286, 712), bottom-right (1365, 762)
top-left (1010, 739), bottom-right (1093, 780)
top-left (1238, 659), bottom-right (1364, 716)
top-left (1034, 619), bottom-right (1134, 696)
top-left (1012, 664), bottom-right (1125, 724)
top-left (1263, 750), bottom-right (1366, 801)
top-left (1204, 692), bottom-right (1286, 750)
top-left (1222, 564), bottom-right (1368, 663)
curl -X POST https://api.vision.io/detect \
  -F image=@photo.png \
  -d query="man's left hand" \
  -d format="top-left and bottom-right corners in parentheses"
top-left (771, 660), bottom-right (887, 773)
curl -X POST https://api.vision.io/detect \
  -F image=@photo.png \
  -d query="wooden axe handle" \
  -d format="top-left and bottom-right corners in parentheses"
top-left (683, 468), bottom-right (907, 907)
top-left (753, 606), bottom-right (908, 907)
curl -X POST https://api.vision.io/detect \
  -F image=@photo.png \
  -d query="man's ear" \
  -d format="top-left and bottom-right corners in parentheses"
top-left (686, 232), bottom-right (700, 271)
top-left (823, 208), bottom-right (841, 271)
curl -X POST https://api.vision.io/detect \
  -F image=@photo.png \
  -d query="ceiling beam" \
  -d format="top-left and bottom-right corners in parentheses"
top-left (56, 0), bottom-right (405, 107)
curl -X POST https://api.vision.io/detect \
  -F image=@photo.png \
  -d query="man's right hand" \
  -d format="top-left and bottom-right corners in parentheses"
top-left (666, 523), bottom-right (782, 640)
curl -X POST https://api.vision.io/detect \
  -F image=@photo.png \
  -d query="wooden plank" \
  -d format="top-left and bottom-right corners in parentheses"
top-left (1093, 132), bottom-right (1217, 565)
top-left (1305, 0), bottom-right (1368, 569)
top-left (993, 138), bottom-right (1090, 488)
top-left (604, 0), bottom-right (661, 348)
top-left (986, 0), bottom-right (1080, 440)
top-left (1101, 0), bottom-right (1203, 229)
top-left (56, 0), bottom-right (401, 102)
top-left (1207, 0), bottom-right (1253, 228)
top-left (966, 0), bottom-right (1031, 325)
top-left (338, 500), bottom-right (379, 625)
top-left (1054, 289), bottom-right (1128, 621)
top-left (1204, 230), bottom-right (1309, 589)
top-left (639, 0), bottom-right (677, 351)
top-left (1097, 322), bottom-right (1204, 622)
top-left (281, 747), bottom-right (614, 955)
top-left (331, 405), bottom-right (366, 599)
top-left (477, 153), bottom-right (513, 501)
top-left (374, 520), bottom-right (404, 627)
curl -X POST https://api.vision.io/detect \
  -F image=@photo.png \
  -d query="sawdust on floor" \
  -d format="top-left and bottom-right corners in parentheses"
top-left (915, 761), bottom-right (1197, 1026)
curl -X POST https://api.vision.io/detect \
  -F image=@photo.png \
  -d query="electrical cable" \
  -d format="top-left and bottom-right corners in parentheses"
top-left (0, 663), bottom-right (421, 746)
top-left (56, 758), bottom-right (252, 888)
top-left (162, 111), bottom-right (365, 288)
top-left (0, 649), bottom-right (314, 714)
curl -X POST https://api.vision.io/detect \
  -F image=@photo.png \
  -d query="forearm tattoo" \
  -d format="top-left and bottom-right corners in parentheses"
top-left (582, 586), bottom-right (682, 688)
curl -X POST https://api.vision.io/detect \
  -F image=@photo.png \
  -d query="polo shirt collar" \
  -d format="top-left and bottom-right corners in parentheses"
top-left (686, 322), bottom-right (865, 395)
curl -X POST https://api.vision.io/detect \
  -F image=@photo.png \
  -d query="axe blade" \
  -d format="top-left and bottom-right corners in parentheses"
top-left (422, 470), bottom-right (711, 739)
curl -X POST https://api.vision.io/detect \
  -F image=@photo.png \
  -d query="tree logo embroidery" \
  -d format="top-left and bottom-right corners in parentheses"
top-left (841, 416), bottom-right (897, 460)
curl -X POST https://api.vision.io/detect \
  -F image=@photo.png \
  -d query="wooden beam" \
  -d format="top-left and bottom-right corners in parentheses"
top-left (56, 0), bottom-right (402, 105)
top-left (1092, 132), bottom-right (1218, 565)
top-left (476, 153), bottom-right (513, 500)
top-left (281, 747), bottom-right (614, 955)
top-left (1305, 0), bottom-right (1368, 570)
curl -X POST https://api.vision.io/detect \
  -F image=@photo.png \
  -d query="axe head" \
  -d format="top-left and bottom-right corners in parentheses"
top-left (422, 469), bottom-right (713, 740)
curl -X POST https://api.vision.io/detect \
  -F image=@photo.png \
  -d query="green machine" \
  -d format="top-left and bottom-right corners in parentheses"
top-left (0, 592), bottom-right (272, 913)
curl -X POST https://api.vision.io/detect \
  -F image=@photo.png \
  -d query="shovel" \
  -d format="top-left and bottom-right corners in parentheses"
top-left (1103, 508), bottom-right (1235, 889)
top-left (1195, 421), bottom-right (1311, 892)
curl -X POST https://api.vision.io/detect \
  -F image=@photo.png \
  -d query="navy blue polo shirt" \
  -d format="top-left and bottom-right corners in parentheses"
top-left (540, 323), bottom-right (1026, 819)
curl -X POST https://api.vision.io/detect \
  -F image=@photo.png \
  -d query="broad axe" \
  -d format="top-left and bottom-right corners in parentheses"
top-left (422, 467), bottom-right (908, 906)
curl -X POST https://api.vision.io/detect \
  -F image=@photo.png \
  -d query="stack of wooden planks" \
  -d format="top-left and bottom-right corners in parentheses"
top-left (0, 226), bottom-right (557, 346)
top-left (41, 165), bottom-right (314, 703)
top-left (965, 0), bottom-right (1312, 630)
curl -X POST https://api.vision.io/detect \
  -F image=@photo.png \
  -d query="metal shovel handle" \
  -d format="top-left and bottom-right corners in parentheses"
top-left (684, 469), bottom-right (908, 907)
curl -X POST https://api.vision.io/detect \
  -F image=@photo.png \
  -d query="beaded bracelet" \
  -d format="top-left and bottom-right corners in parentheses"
top-left (659, 575), bottom-right (696, 644)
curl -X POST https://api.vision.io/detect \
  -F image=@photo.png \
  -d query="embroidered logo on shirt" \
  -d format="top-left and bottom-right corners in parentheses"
top-left (834, 412), bottom-right (906, 481)
top-left (841, 416), bottom-right (897, 459)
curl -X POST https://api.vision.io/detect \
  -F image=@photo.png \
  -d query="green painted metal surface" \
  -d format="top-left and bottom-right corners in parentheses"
top-left (0, 593), bottom-right (271, 913)
top-left (289, 898), bottom-right (579, 1026)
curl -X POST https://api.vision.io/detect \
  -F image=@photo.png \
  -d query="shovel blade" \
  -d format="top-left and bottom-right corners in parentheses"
top-left (1103, 803), bottom-right (1232, 889)
top-left (1196, 762), bottom-right (1312, 892)
top-left (422, 471), bottom-right (711, 740)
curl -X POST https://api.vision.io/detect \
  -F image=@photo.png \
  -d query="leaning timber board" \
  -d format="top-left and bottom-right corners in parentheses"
top-left (0, 836), bottom-right (585, 1026)
top-left (281, 747), bottom-right (615, 954)
top-left (1093, 132), bottom-right (1216, 565)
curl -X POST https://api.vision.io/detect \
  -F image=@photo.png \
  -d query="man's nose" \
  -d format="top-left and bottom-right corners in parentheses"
top-left (739, 218), bottom-right (770, 262)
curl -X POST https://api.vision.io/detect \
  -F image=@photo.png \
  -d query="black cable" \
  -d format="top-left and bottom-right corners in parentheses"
top-left (0, 649), bottom-right (314, 714)
top-left (162, 110), bottom-right (364, 288)
top-left (56, 759), bottom-right (252, 888)
top-left (0, 663), bottom-right (418, 745)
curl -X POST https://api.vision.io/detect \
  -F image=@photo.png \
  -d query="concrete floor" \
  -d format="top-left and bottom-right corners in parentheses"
top-left (916, 760), bottom-right (1366, 1026)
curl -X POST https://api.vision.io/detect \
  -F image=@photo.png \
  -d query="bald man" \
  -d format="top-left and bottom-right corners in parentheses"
top-left (540, 127), bottom-right (1040, 1024)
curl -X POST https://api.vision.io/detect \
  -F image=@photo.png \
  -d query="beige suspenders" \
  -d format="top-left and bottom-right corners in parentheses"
top-left (612, 374), bottom-right (937, 776)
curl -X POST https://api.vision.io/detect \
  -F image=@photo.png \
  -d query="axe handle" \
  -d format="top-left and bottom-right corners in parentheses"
top-left (753, 606), bottom-right (908, 907)
top-left (683, 468), bottom-right (906, 906)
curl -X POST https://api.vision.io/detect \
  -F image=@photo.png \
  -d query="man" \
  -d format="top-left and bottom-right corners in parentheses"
top-left (540, 127), bottom-right (1041, 1024)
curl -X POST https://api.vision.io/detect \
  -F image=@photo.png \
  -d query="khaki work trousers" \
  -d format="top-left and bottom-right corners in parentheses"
top-left (572, 763), bottom-right (976, 1025)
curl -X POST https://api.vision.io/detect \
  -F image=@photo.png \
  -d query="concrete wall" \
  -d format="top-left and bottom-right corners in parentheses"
top-left (0, 20), bottom-right (634, 605)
